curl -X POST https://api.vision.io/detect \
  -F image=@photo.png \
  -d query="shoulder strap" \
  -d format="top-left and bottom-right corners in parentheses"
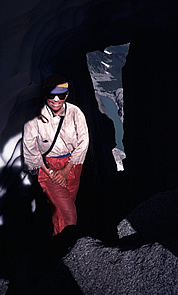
top-left (42, 103), bottom-right (67, 167)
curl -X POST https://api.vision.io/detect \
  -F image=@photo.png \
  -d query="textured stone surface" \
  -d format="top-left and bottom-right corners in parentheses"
top-left (62, 191), bottom-right (178, 295)
top-left (13, 190), bottom-right (177, 295)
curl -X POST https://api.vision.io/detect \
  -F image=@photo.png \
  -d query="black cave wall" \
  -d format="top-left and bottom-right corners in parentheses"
top-left (123, 25), bottom-right (178, 206)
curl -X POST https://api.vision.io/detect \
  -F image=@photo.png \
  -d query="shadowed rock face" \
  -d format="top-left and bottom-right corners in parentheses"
top-left (0, 0), bottom-right (175, 134)
top-left (0, 0), bottom-right (177, 254)
top-left (123, 28), bottom-right (178, 204)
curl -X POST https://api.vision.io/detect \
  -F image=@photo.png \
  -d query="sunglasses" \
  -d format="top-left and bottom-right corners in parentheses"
top-left (46, 93), bottom-right (68, 100)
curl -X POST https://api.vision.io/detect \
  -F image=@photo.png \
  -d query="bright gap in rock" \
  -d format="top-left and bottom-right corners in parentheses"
top-left (86, 44), bottom-right (130, 171)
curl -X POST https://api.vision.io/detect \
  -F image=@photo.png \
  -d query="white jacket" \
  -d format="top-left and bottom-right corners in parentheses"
top-left (23, 102), bottom-right (89, 170)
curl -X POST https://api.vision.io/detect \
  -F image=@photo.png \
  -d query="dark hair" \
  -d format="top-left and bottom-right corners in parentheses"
top-left (43, 75), bottom-right (68, 92)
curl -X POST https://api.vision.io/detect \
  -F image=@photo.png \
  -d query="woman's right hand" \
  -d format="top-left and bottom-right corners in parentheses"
top-left (49, 169), bottom-right (67, 187)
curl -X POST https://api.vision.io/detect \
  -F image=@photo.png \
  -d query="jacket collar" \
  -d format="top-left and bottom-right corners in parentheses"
top-left (45, 103), bottom-right (66, 117)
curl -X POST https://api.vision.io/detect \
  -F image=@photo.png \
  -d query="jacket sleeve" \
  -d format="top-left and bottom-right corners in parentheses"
top-left (69, 109), bottom-right (89, 165)
top-left (23, 119), bottom-right (44, 170)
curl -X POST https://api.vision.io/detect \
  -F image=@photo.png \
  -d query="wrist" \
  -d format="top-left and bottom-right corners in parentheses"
top-left (48, 169), bottom-right (54, 176)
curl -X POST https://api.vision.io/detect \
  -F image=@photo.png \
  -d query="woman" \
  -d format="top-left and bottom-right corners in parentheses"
top-left (23, 75), bottom-right (89, 235)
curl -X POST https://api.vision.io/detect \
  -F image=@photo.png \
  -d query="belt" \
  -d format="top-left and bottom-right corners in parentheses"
top-left (54, 153), bottom-right (71, 158)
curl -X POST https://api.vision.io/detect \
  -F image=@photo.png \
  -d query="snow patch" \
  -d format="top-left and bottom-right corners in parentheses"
top-left (101, 61), bottom-right (110, 68)
top-left (112, 148), bottom-right (126, 171)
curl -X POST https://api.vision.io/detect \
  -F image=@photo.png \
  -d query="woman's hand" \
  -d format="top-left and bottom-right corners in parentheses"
top-left (49, 169), bottom-right (67, 186)
top-left (48, 162), bottom-right (73, 187)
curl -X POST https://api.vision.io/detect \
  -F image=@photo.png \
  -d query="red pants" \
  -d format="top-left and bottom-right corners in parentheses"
top-left (38, 156), bottom-right (82, 235)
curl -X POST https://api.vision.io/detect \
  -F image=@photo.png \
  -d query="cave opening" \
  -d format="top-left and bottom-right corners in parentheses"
top-left (86, 44), bottom-right (130, 171)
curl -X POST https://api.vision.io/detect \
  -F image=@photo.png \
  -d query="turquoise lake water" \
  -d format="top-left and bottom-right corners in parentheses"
top-left (100, 95), bottom-right (124, 152)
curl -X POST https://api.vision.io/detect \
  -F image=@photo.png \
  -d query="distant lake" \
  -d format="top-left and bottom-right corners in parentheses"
top-left (100, 95), bottom-right (124, 152)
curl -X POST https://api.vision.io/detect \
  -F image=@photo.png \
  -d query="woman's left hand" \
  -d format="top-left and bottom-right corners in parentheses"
top-left (49, 161), bottom-right (73, 187)
top-left (50, 169), bottom-right (67, 186)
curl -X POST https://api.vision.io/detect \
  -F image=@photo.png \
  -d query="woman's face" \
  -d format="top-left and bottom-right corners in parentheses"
top-left (46, 92), bottom-right (68, 115)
